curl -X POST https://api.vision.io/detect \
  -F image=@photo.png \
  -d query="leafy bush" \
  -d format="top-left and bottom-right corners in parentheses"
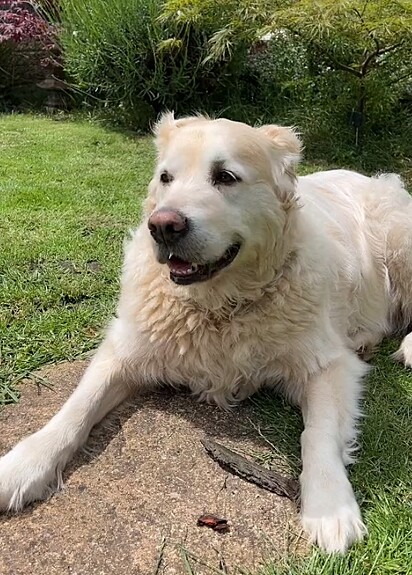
top-left (57, 0), bottom-right (267, 128)
top-left (0, 1), bottom-right (59, 109)
top-left (56, 0), bottom-right (411, 172)
top-left (270, 1), bottom-right (412, 138)
top-left (160, 0), bottom-right (412, 170)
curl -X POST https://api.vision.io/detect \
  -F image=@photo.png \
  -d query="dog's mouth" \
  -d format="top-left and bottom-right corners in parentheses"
top-left (166, 243), bottom-right (241, 285)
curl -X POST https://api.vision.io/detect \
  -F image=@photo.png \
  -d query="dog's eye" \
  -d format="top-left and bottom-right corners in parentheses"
top-left (160, 171), bottom-right (173, 184)
top-left (213, 170), bottom-right (239, 186)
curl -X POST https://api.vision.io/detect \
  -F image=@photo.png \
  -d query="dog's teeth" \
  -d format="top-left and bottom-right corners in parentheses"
top-left (191, 263), bottom-right (198, 272)
top-left (168, 253), bottom-right (173, 260)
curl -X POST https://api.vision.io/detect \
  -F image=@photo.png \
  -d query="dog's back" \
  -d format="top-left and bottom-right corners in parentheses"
top-left (297, 169), bottom-right (412, 340)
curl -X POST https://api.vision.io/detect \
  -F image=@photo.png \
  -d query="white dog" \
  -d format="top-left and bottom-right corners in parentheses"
top-left (1, 114), bottom-right (411, 554)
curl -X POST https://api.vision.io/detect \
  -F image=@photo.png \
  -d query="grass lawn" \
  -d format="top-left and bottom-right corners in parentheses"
top-left (0, 115), bottom-right (411, 574)
top-left (0, 114), bottom-right (153, 403)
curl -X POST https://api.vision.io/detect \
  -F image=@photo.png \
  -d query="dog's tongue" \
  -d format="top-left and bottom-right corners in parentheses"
top-left (167, 255), bottom-right (194, 276)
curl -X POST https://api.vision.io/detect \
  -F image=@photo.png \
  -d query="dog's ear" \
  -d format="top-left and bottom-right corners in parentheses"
top-left (257, 124), bottom-right (301, 207)
top-left (152, 111), bottom-right (176, 148)
top-left (257, 125), bottom-right (302, 168)
top-left (153, 112), bottom-right (206, 149)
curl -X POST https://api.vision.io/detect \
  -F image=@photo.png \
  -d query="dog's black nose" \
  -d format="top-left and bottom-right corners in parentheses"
top-left (148, 209), bottom-right (188, 244)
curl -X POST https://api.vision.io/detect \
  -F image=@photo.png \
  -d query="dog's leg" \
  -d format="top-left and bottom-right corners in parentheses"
top-left (300, 349), bottom-right (368, 553)
top-left (0, 331), bottom-right (136, 512)
top-left (392, 332), bottom-right (412, 368)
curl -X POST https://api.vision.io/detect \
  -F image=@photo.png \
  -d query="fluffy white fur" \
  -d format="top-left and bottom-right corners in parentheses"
top-left (1, 114), bottom-right (412, 554)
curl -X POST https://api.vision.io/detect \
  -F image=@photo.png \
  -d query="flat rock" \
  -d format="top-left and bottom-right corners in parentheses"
top-left (0, 360), bottom-right (304, 575)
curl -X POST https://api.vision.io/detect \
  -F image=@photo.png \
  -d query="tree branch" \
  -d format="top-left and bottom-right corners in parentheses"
top-left (290, 30), bottom-right (362, 78)
top-left (201, 438), bottom-right (300, 502)
top-left (352, 6), bottom-right (380, 52)
top-left (361, 42), bottom-right (404, 76)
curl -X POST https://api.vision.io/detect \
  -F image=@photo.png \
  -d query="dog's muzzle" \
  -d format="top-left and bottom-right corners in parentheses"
top-left (148, 208), bottom-right (241, 285)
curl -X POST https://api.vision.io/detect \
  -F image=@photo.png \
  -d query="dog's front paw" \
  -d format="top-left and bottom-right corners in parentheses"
top-left (392, 333), bottom-right (412, 368)
top-left (301, 496), bottom-right (366, 553)
top-left (0, 434), bottom-right (62, 512)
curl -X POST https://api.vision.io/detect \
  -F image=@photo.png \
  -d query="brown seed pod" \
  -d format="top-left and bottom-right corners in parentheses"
top-left (197, 514), bottom-right (230, 533)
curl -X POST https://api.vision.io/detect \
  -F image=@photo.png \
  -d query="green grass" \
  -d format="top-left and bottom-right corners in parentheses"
top-left (1, 114), bottom-right (411, 575)
top-left (251, 341), bottom-right (412, 575)
top-left (0, 114), bottom-right (154, 404)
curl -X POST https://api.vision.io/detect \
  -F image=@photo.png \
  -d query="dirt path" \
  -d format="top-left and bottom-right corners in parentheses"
top-left (0, 361), bottom-right (305, 574)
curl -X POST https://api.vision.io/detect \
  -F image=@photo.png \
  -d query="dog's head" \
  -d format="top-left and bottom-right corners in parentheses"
top-left (146, 113), bottom-right (301, 287)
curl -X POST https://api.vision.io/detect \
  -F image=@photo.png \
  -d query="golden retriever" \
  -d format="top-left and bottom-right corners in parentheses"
top-left (1, 113), bottom-right (411, 554)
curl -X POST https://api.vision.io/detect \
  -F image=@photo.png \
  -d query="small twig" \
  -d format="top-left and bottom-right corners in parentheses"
top-left (154, 536), bottom-right (167, 575)
top-left (247, 417), bottom-right (279, 452)
top-left (201, 438), bottom-right (299, 502)
top-left (218, 555), bottom-right (228, 574)
top-left (290, 526), bottom-right (308, 555)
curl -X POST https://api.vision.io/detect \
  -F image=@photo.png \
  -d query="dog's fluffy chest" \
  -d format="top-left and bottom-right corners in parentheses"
top-left (131, 290), bottom-right (324, 407)
top-left (149, 310), bottom-right (276, 405)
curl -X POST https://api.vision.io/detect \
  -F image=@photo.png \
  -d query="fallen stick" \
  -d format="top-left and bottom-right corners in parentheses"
top-left (201, 438), bottom-right (300, 502)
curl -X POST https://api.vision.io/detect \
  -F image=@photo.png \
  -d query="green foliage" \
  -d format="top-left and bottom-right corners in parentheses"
top-left (271, 0), bottom-right (412, 68)
top-left (57, 0), bottom-right (257, 128)
top-left (160, 0), bottom-right (274, 61)
top-left (160, 0), bottom-right (412, 166)
top-left (270, 0), bottom-right (412, 120)
top-left (57, 0), bottom-right (159, 127)
top-left (55, 0), bottom-right (411, 166)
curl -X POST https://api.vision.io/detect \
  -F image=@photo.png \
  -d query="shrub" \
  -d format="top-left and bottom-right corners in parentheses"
top-left (56, 0), bottom-right (411, 172)
top-left (160, 0), bottom-right (412, 170)
top-left (0, 1), bottom-right (59, 110)
top-left (57, 0), bottom-right (263, 129)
